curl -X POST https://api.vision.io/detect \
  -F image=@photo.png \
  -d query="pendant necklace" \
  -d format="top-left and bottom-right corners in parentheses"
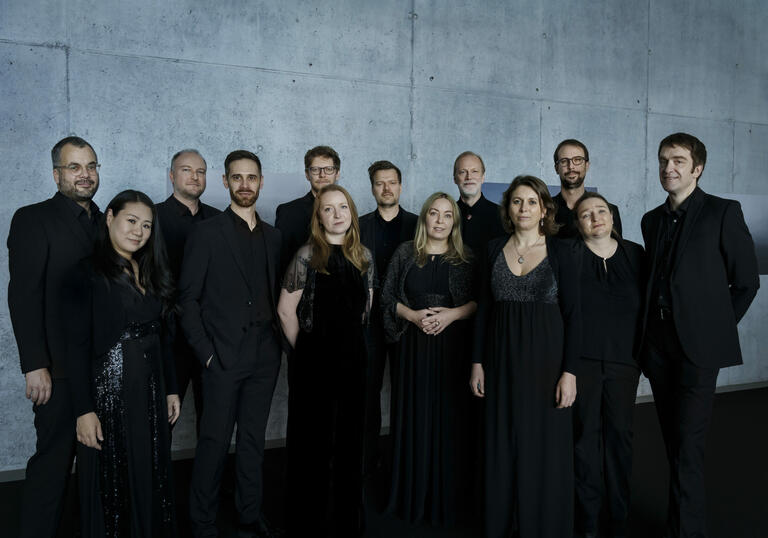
top-left (512, 236), bottom-right (542, 264)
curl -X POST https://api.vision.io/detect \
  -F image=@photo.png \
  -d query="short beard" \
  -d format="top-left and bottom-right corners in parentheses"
top-left (59, 182), bottom-right (97, 202)
top-left (230, 190), bottom-right (257, 208)
top-left (560, 176), bottom-right (585, 190)
top-left (377, 199), bottom-right (398, 209)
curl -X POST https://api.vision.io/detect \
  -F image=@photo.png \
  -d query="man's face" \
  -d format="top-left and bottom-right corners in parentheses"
top-left (223, 159), bottom-right (262, 208)
top-left (658, 145), bottom-right (701, 198)
top-left (371, 169), bottom-right (402, 209)
top-left (453, 155), bottom-right (485, 198)
top-left (555, 144), bottom-right (589, 190)
top-left (53, 144), bottom-right (100, 202)
top-left (305, 156), bottom-right (339, 194)
top-left (170, 152), bottom-right (207, 200)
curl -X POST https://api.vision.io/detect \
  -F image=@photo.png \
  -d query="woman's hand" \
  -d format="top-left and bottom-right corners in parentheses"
top-left (470, 363), bottom-right (485, 398)
top-left (167, 394), bottom-right (181, 425)
top-left (555, 372), bottom-right (577, 408)
top-left (76, 412), bottom-right (103, 450)
top-left (421, 306), bottom-right (458, 335)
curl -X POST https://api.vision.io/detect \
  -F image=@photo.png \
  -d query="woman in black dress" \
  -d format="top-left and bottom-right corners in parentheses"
top-left (277, 184), bottom-right (374, 537)
top-left (381, 192), bottom-right (476, 526)
top-left (572, 192), bottom-right (645, 538)
top-left (470, 175), bottom-right (580, 538)
top-left (70, 190), bottom-right (180, 538)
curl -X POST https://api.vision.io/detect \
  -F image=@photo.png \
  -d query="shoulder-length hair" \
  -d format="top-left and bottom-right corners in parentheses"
top-left (308, 184), bottom-right (369, 275)
top-left (413, 192), bottom-right (470, 267)
top-left (499, 175), bottom-right (560, 236)
top-left (92, 189), bottom-right (175, 314)
top-left (573, 191), bottom-right (621, 239)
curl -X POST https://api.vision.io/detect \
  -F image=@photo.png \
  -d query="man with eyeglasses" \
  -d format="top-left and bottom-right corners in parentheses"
top-left (156, 149), bottom-right (221, 437)
top-left (7, 136), bottom-right (102, 538)
top-left (453, 150), bottom-right (506, 255)
top-left (275, 145), bottom-right (340, 272)
top-left (552, 139), bottom-right (622, 239)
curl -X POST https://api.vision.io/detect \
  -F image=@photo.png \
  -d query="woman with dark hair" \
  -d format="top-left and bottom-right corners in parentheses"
top-left (69, 190), bottom-right (180, 537)
top-left (470, 175), bottom-right (581, 538)
top-left (571, 192), bottom-right (645, 538)
top-left (381, 192), bottom-right (476, 526)
top-left (277, 184), bottom-right (374, 537)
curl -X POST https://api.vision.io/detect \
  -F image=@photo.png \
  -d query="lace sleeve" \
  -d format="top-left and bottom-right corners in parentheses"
top-left (281, 243), bottom-right (312, 292)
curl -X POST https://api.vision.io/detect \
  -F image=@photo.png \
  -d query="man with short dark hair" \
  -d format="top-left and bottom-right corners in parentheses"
top-left (8, 136), bottom-right (102, 538)
top-left (275, 145), bottom-right (340, 271)
top-left (452, 150), bottom-right (505, 254)
top-left (179, 150), bottom-right (283, 537)
top-left (156, 149), bottom-right (220, 435)
top-left (641, 132), bottom-right (759, 538)
top-left (552, 139), bottom-right (622, 239)
top-left (359, 160), bottom-right (417, 477)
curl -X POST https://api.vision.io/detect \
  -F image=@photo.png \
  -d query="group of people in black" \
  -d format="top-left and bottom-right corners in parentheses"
top-left (7, 132), bottom-right (759, 538)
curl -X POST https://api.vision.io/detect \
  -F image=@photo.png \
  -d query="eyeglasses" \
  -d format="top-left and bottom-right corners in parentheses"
top-left (306, 166), bottom-right (337, 176)
top-left (556, 156), bottom-right (586, 167)
top-left (56, 163), bottom-right (101, 175)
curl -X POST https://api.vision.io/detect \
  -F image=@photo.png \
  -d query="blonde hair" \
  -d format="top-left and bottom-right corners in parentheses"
top-left (413, 192), bottom-right (470, 267)
top-left (309, 185), bottom-right (369, 275)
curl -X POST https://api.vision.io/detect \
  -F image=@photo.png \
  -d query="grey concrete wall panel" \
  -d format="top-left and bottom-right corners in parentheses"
top-left (541, 102), bottom-right (646, 242)
top-left (0, 1), bottom-right (66, 44)
top-left (69, 0), bottom-right (412, 85)
top-left (727, 277), bottom-right (768, 386)
top-left (732, 2), bottom-right (768, 124)
top-left (413, 0), bottom-right (544, 97)
top-left (0, 43), bottom-right (69, 471)
top-left (734, 123), bottom-right (768, 195)
top-left (541, 0), bottom-right (648, 110)
top-left (645, 114), bottom-right (735, 205)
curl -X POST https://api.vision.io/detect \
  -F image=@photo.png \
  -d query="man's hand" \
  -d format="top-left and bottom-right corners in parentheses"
top-left (25, 368), bottom-right (52, 405)
top-left (76, 412), bottom-right (103, 450)
top-left (167, 394), bottom-right (181, 425)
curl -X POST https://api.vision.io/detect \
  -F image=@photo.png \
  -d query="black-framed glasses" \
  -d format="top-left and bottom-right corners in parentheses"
top-left (306, 166), bottom-right (337, 176)
top-left (556, 156), bottom-right (586, 167)
top-left (55, 163), bottom-right (101, 175)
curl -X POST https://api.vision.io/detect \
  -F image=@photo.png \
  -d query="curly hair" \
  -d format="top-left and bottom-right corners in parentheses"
top-left (499, 175), bottom-right (560, 236)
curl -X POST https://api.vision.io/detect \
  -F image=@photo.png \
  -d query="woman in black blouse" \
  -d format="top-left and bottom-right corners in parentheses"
top-left (381, 192), bottom-right (476, 526)
top-left (572, 191), bottom-right (645, 538)
top-left (277, 184), bottom-right (374, 537)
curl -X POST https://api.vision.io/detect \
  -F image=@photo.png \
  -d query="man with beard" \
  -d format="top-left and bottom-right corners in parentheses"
top-left (552, 139), bottom-right (622, 239)
top-left (275, 145), bottom-right (340, 272)
top-left (358, 160), bottom-right (417, 480)
top-left (453, 150), bottom-right (506, 254)
top-left (156, 149), bottom-right (220, 435)
top-left (179, 150), bottom-right (283, 537)
top-left (7, 136), bottom-right (102, 538)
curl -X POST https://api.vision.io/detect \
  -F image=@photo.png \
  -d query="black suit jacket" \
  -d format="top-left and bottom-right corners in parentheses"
top-left (178, 211), bottom-right (283, 369)
top-left (641, 187), bottom-right (759, 369)
top-left (275, 191), bottom-right (314, 273)
top-left (7, 193), bottom-right (100, 377)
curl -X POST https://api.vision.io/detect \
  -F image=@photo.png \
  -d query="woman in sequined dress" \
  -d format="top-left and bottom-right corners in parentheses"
top-left (470, 176), bottom-right (581, 538)
top-left (381, 192), bottom-right (476, 526)
top-left (69, 190), bottom-right (180, 538)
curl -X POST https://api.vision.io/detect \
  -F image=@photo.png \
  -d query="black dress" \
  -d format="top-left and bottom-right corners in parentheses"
top-left (285, 245), bottom-right (369, 537)
top-left (386, 255), bottom-right (472, 526)
top-left (483, 252), bottom-right (574, 538)
top-left (76, 282), bottom-right (176, 538)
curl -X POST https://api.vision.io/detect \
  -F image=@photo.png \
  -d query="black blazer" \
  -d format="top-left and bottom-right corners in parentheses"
top-left (275, 191), bottom-right (314, 273)
top-left (178, 212), bottom-right (283, 369)
top-left (7, 193), bottom-right (100, 377)
top-left (641, 187), bottom-right (759, 369)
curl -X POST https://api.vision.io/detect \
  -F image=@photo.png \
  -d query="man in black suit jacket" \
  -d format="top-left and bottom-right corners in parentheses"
top-left (179, 150), bottom-right (283, 537)
top-left (358, 160), bottom-right (417, 477)
top-left (275, 145), bottom-right (340, 272)
top-left (551, 138), bottom-right (623, 239)
top-left (156, 149), bottom-right (220, 435)
top-left (641, 132), bottom-right (759, 538)
top-left (7, 136), bottom-right (102, 538)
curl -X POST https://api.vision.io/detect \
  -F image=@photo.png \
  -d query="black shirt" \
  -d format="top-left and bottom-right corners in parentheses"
top-left (360, 207), bottom-right (418, 279)
top-left (226, 208), bottom-right (273, 324)
top-left (56, 191), bottom-right (100, 240)
top-left (650, 193), bottom-right (694, 313)
top-left (156, 195), bottom-right (220, 279)
top-left (553, 191), bottom-right (623, 240)
top-left (456, 194), bottom-right (506, 255)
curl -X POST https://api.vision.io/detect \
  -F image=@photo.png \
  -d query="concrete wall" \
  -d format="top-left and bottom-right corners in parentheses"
top-left (1, 0), bottom-right (766, 472)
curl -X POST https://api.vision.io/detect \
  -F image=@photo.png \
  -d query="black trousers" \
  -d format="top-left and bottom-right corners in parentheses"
top-left (173, 333), bottom-right (204, 436)
top-left (362, 322), bottom-right (391, 476)
top-left (573, 359), bottom-right (640, 535)
top-left (189, 327), bottom-right (281, 537)
top-left (643, 318), bottom-right (719, 538)
top-left (19, 377), bottom-right (77, 538)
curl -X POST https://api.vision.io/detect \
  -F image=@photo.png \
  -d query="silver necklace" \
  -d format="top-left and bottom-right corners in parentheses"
top-left (512, 236), bottom-right (542, 264)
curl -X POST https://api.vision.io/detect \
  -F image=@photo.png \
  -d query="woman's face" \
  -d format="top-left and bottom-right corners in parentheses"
top-left (106, 201), bottom-right (153, 259)
top-left (424, 197), bottom-right (454, 242)
top-left (318, 190), bottom-right (352, 241)
top-left (508, 185), bottom-right (544, 232)
top-left (577, 197), bottom-right (614, 239)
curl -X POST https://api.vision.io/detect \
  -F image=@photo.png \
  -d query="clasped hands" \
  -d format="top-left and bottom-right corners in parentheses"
top-left (408, 306), bottom-right (456, 336)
